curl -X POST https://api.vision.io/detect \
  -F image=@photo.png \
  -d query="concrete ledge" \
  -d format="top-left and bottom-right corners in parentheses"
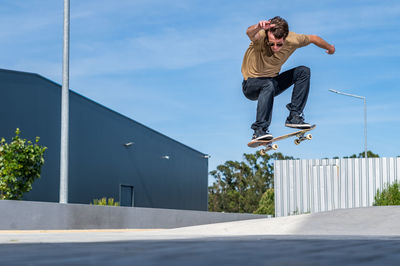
top-left (0, 200), bottom-right (268, 230)
top-left (161, 206), bottom-right (400, 237)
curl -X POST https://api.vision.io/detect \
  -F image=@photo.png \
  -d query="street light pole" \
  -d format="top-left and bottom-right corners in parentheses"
top-left (60, 0), bottom-right (70, 203)
top-left (329, 89), bottom-right (367, 158)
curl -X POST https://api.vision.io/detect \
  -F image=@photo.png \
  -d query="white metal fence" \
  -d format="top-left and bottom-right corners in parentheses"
top-left (274, 157), bottom-right (400, 217)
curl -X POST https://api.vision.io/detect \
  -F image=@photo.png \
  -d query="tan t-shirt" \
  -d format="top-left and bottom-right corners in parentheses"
top-left (241, 30), bottom-right (310, 80)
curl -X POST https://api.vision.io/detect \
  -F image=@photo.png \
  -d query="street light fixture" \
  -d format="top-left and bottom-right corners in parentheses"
top-left (124, 142), bottom-right (134, 147)
top-left (329, 89), bottom-right (367, 158)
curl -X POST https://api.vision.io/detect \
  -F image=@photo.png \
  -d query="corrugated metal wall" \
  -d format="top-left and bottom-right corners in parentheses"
top-left (274, 158), bottom-right (400, 217)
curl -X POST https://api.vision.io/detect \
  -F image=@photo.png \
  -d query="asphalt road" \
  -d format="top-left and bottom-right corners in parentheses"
top-left (2, 235), bottom-right (400, 266)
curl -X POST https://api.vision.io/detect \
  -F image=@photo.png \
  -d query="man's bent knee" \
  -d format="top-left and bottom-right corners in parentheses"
top-left (296, 66), bottom-right (311, 77)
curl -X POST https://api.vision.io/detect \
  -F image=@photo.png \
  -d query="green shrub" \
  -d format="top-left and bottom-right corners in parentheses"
top-left (0, 129), bottom-right (47, 200)
top-left (373, 181), bottom-right (400, 206)
top-left (91, 197), bottom-right (120, 206)
top-left (254, 188), bottom-right (274, 216)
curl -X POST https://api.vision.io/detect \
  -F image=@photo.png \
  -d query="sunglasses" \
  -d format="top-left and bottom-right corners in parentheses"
top-left (267, 42), bottom-right (284, 47)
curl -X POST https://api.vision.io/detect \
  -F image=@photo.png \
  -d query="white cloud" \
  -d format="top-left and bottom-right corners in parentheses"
top-left (69, 26), bottom-right (244, 77)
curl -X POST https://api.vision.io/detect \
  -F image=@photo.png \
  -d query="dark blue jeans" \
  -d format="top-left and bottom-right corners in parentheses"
top-left (242, 66), bottom-right (311, 132)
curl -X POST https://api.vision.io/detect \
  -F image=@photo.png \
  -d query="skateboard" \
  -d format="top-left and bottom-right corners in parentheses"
top-left (247, 125), bottom-right (316, 155)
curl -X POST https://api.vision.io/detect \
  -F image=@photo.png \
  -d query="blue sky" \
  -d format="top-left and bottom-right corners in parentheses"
top-left (1, 1), bottom-right (399, 185)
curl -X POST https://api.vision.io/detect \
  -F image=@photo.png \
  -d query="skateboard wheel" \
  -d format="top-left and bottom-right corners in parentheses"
top-left (259, 149), bottom-right (266, 156)
top-left (294, 139), bottom-right (301, 145)
top-left (306, 134), bottom-right (312, 140)
top-left (272, 144), bottom-right (278, 150)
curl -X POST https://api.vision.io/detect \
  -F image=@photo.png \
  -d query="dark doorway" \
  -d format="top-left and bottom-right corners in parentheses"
top-left (120, 185), bottom-right (134, 207)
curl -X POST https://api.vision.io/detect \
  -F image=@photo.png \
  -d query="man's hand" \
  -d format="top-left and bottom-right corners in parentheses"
top-left (257, 20), bottom-right (276, 30)
top-left (246, 20), bottom-right (276, 42)
top-left (308, 35), bottom-right (335, 55)
top-left (326, 44), bottom-right (335, 55)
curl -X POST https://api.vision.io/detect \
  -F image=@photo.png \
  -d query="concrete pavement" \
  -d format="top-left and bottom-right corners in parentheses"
top-left (1, 206), bottom-right (400, 265)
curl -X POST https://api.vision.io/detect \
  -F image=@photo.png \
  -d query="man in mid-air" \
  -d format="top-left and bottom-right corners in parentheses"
top-left (242, 16), bottom-right (335, 141)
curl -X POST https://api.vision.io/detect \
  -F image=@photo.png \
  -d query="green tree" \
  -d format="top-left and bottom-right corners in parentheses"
top-left (343, 150), bottom-right (380, 158)
top-left (254, 188), bottom-right (275, 215)
top-left (0, 129), bottom-right (47, 200)
top-left (208, 152), bottom-right (294, 213)
top-left (373, 181), bottom-right (400, 206)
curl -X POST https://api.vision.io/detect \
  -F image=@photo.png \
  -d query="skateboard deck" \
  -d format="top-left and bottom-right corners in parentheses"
top-left (247, 125), bottom-right (316, 155)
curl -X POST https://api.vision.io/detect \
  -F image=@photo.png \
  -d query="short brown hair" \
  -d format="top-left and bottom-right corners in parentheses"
top-left (268, 16), bottom-right (289, 39)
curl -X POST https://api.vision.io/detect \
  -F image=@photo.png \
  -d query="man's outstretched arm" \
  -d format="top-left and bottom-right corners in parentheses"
top-left (246, 20), bottom-right (275, 42)
top-left (308, 35), bottom-right (335, 54)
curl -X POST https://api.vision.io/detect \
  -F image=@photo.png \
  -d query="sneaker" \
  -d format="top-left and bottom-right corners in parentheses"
top-left (285, 113), bottom-right (312, 129)
top-left (252, 129), bottom-right (273, 141)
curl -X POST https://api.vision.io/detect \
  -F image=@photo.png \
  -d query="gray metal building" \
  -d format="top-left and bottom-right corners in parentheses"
top-left (0, 69), bottom-right (208, 211)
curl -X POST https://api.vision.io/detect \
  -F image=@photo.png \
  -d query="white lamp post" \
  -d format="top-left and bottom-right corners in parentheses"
top-left (329, 89), bottom-right (367, 158)
top-left (60, 0), bottom-right (70, 203)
